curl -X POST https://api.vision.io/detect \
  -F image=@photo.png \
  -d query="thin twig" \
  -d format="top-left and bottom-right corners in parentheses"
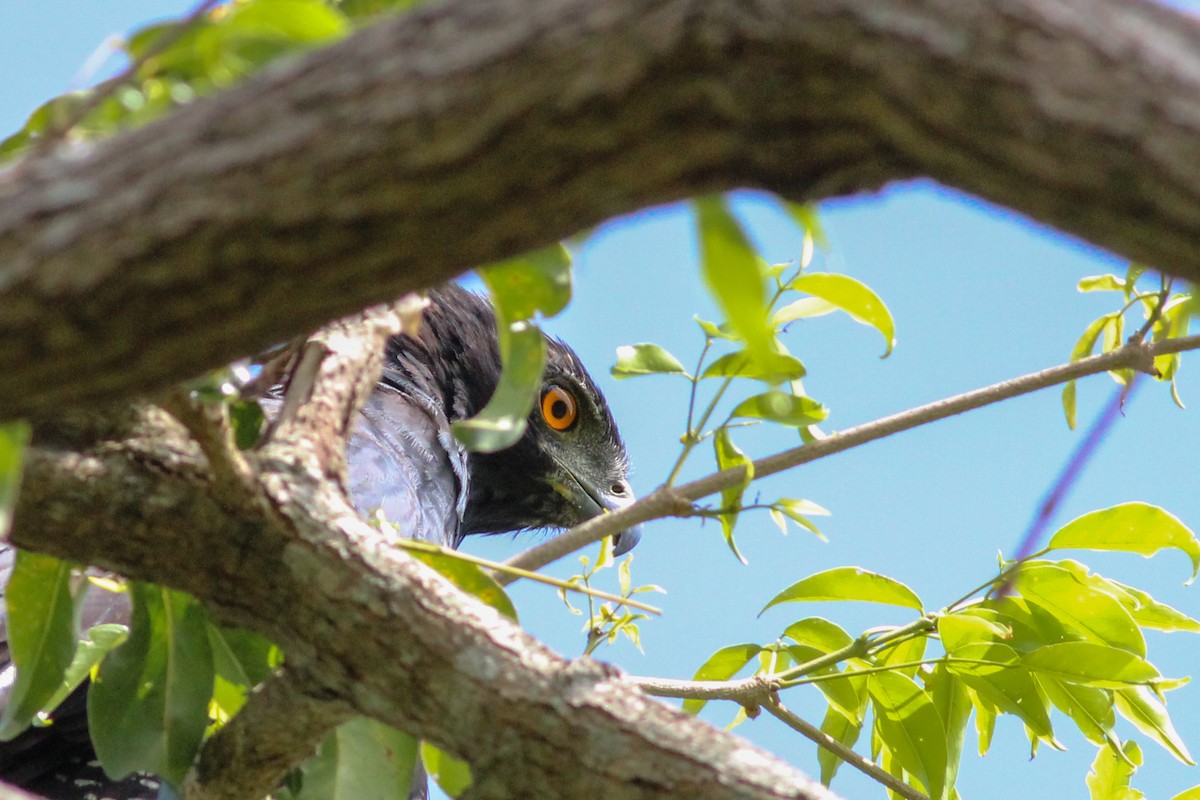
top-left (501, 333), bottom-right (1200, 580)
top-left (395, 539), bottom-right (662, 615)
top-left (762, 698), bottom-right (929, 800)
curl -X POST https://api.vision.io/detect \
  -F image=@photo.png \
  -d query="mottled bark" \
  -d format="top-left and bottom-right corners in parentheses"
top-left (2, 0), bottom-right (1200, 418)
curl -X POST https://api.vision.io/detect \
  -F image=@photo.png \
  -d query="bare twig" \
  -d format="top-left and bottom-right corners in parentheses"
top-left (160, 388), bottom-right (258, 504)
top-left (502, 334), bottom-right (1200, 578)
top-left (762, 699), bottom-right (929, 800)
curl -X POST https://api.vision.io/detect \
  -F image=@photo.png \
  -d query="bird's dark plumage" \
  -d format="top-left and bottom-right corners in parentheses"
top-left (0, 284), bottom-right (640, 799)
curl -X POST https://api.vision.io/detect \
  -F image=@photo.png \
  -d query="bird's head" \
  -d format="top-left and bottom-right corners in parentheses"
top-left (405, 285), bottom-right (642, 554)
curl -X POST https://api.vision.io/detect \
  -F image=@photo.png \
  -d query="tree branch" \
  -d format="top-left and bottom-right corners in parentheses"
top-left (4, 0), bottom-right (1200, 418)
top-left (502, 334), bottom-right (1200, 577)
top-left (182, 669), bottom-right (354, 800)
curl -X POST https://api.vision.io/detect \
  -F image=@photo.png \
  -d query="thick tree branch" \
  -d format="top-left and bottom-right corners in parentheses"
top-left (183, 670), bottom-right (355, 800)
top-left (502, 334), bottom-right (1200, 576)
top-left (8, 307), bottom-right (837, 800)
top-left (3, 0), bottom-right (1200, 418)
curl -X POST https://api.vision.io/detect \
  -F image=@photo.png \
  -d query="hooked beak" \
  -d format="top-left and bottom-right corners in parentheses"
top-left (555, 467), bottom-right (643, 556)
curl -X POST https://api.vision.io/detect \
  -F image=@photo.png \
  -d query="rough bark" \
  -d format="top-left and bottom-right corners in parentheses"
top-left (8, 313), bottom-right (836, 800)
top-left (2, 0), bottom-right (1200, 418)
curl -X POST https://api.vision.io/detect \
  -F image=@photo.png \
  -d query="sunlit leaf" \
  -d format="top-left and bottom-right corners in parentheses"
top-left (927, 664), bottom-right (970, 796)
top-left (0, 551), bottom-right (77, 739)
top-left (1014, 563), bottom-right (1145, 657)
top-left (781, 201), bottom-right (829, 250)
top-left (773, 297), bottom-right (838, 325)
top-left (700, 351), bottom-right (806, 382)
top-left (781, 617), bottom-right (854, 653)
top-left (404, 545), bottom-right (517, 621)
top-left (611, 343), bottom-right (689, 379)
top-left (787, 273), bottom-right (895, 357)
top-left (1078, 275), bottom-right (1127, 293)
top-left (1062, 315), bottom-right (1113, 429)
top-left (730, 391), bottom-right (828, 427)
top-left (937, 613), bottom-right (1011, 652)
top-left (761, 567), bottom-right (922, 614)
top-left (89, 585), bottom-right (214, 784)
top-left (1106, 580), bottom-right (1200, 634)
top-left (695, 196), bottom-right (774, 364)
top-left (1038, 676), bottom-right (1116, 747)
top-left (1172, 786), bottom-right (1200, 800)
top-left (1087, 740), bottom-right (1143, 800)
top-left (1021, 642), bottom-right (1159, 688)
top-left (868, 671), bottom-right (948, 800)
top-left (713, 428), bottom-right (752, 564)
top-left (1113, 687), bottom-right (1195, 765)
top-left (949, 642), bottom-right (1056, 743)
top-left (682, 644), bottom-right (762, 715)
top-left (973, 690), bottom-right (997, 756)
top-left (817, 705), bottom-right (862, 786)
top-left (421, 742), bottom-right (473, 797)
top-left (770, 499), bottom-right (830, 540)
top-left (694, 316), bottom-right (739, 340)
top-left (1048, 503), bottom-right (1200, 584)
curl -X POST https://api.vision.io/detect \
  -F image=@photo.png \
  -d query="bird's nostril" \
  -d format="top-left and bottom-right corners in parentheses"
top-left (611, 482), bottom-right (627, 496)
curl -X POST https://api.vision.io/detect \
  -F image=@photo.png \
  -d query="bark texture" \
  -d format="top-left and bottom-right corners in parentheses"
top-left (8, 312), bottom-right (836, 800)
top-left (5, 0), bottom-right (1199, 796)
top-left (2, 0), bottom-right (1200, 417)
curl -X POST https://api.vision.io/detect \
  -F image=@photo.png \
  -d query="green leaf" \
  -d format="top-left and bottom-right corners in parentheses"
top-left (611, 343), bottom-right (689, 379)
top-left (817, 705), bottom-right (862, 786)
top-left (700, 351), bottom-right (807, 382)
top-left (949, 642), bottom-right (1056, 743)
top-left (781, 201), bottom-right (829, 250)
top-left (1171, 786), bottom-right (1200, 800)
top-left (1078, 275), bottom-right (1127, 293)
top-left (695, 196), bottom-right (774, 365)
top-left (787, 273), bottom-right (896, 357)
top-left (89, 584), bottom-right (214, 784)
top-left (0, 422), bottom-right (29, 538)
top-left (772, 297), bottom-right (838, 325)
top-left (1038, 677), bottom-right (1116, 747)
top-left (294, 718), bottom-right (418, 800)
top-left (713, 428), bottom-right (752, 564)
top-left (1014, 563), bottom-right (1145, 657)
top-left (730, 391), bottom-right (828, 427)
top-left (452, 319), bottom-right (545, 452)
top-left (868, 671), bottom-right (948, 800)
top-left (973, 690), bottom-right (998, 756)
top-left (405, 545), bottom-right (517, 621)
top-left (0, 551), bottom-right (77, 739)
top-left (927, 664), bottom-right (971, 796)
top-left (770, 499), bottom-right (830, 540)
top-left (1087, 741), bottom-right (1143, 800)
top-left (39, 622), bottom-right (129, 719)
top-left (455, 246), bottom-right (572, 452)
top-left (781, 617), bottom-right (854, 653)
top-left (1063, 315), bottom-right (1113, 429)
top-left (761, 567), bottom-right (922, 614)
top-left (1048, 503), bottom-right (1200, 584)
top-left (694, 316), bottom-right (739, 340)
top-left (1106, 580), bottom-right (1200, 633)
top-left (682, 644), bottom-right (762, 715)
top-left (207, 624), bottom-right (279, 718)
top-left (229, 400), bottom-right (265, 450)
top-left (1113, 687), bottom-right (1195, 765)
top-left (1021, 642), bottom-right (1159, 688)
top-left (937, 613), bottom-right (1011, 652)
top-left (421, 742), bottom-right (473, 797)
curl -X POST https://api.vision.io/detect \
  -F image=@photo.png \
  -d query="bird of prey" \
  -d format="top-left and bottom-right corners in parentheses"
top-left (0, 283), bottom-right (642, 799)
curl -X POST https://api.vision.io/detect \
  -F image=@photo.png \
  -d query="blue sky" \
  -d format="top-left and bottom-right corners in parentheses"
top-left (5, 4), bottom-right (1200, 799)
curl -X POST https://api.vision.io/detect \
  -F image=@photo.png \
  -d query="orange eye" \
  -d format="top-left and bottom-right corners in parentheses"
top-left (541, 385), bottom-right (578, 431)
